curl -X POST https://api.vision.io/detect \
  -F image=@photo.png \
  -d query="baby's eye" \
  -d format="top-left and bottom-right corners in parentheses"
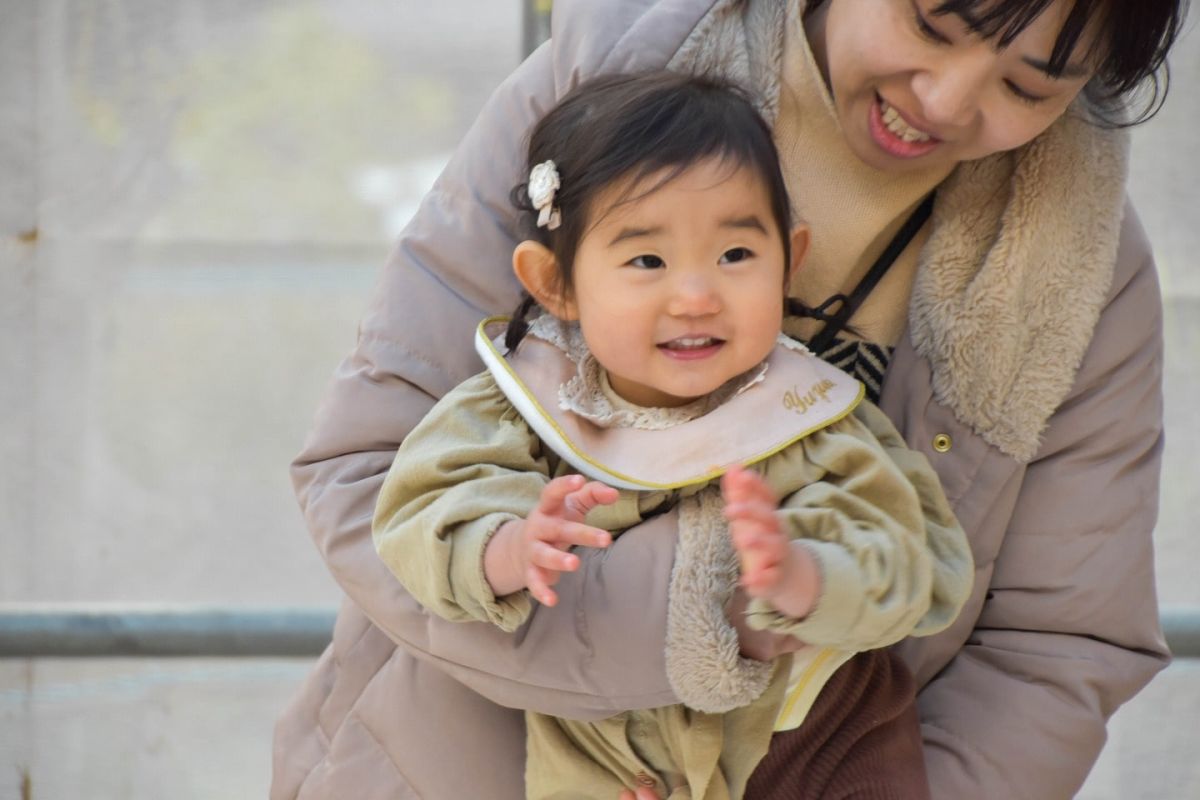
top-left (628, 254), bottom-right (665, 269)
top-left (719, 247), bottom-right (753, 264)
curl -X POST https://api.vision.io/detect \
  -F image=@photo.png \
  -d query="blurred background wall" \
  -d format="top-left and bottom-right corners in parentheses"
top-left (0, 1), bottom-right (1196, 798)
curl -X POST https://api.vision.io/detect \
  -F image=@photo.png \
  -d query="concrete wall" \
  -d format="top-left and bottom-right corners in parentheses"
top-left (1, 2), bottom-right (519, 797)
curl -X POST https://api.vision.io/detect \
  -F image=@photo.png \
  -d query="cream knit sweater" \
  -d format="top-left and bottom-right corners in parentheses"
top-left (774, 5), bottom-right (950, 347)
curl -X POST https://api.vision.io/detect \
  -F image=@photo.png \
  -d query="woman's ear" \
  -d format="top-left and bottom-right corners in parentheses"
top-left (513, 240), bottom-right (577, 320)
top-left (787, 224), bottom-right (811, 285)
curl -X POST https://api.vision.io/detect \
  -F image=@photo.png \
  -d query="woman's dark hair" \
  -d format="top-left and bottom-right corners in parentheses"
top-left (804, 0), bottom-right (1188, 126)
top-left (505, 71), bottom-right (793, 350)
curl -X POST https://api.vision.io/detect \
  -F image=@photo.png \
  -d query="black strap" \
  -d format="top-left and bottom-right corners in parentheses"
top-left (803, 192), bottom-right (935, 353)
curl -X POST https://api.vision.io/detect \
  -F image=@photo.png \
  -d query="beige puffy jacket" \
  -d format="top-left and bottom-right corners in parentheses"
top-left (272, 1), bottom-right (1170, 798)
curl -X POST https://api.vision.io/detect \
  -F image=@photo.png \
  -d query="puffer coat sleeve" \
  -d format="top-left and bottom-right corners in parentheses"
top-left (289, 0), bottom-right (701, 719)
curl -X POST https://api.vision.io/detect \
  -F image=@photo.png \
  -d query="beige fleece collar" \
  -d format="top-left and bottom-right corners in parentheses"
top-left (910, 113), bottom-right (1129, 461)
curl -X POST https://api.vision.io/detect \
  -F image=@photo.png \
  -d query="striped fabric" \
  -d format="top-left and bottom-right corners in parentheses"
top-left (807, 337), bottom-right (893, 405)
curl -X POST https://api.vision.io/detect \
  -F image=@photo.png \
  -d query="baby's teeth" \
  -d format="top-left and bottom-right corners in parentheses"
top-left (669, 337), bottom-right (715, 349)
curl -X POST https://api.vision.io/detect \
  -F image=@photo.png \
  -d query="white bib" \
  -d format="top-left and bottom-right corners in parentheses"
top-left (475, 317), bottom-right (865, 491)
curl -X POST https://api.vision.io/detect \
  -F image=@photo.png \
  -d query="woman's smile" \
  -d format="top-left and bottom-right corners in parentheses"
top-left (807, 0), bottom-right (1095, 174)
top-left (868, 93), bottom-right (942, 158)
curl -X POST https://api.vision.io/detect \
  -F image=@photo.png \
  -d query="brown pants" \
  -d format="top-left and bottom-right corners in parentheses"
top-left (743, 649), bottom-right (930, 800)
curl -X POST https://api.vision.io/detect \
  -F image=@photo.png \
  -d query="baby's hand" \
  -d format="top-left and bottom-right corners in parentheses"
top-left (486, 475), bottom-right (618, 606)
top-left (722, 465), bottom-right (820, 619)
top-left (721, 465), bottom-right (787, 595)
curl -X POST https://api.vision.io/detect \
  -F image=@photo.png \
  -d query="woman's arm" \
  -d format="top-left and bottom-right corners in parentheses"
top-left (291, 21), bottom-right (691, 719)
top-left (914, 207), bottom-right (1171, 799)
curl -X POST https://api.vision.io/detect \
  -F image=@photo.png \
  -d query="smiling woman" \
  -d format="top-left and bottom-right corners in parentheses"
top-left (804, 0), bottom-right (1181, 173)
top-left (275, 1), bottom-right (1192, 798)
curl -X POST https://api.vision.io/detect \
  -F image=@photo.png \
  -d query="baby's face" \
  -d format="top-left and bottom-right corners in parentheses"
top-left (566, 159), bottom-right (792, 408)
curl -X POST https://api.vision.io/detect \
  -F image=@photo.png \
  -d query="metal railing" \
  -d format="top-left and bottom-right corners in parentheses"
top-left (523, 0), bottom-right (552, 57)
top-left (1, 606), bottom-right (1197, 659)
top-left (0, 607), bottom-right (335, 658)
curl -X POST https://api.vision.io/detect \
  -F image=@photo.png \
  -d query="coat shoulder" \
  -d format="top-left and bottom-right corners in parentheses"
top-left (550, 0), bottom-right (723, 81)
top-left (1110, 198), bottom-right (1155, 298)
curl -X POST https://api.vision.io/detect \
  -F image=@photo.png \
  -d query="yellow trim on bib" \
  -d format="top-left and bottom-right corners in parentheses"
top-left (476, 317), bottom-right (866, 491)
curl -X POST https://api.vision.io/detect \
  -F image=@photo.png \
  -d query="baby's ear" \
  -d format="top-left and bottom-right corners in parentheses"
top-left (513, 240), bottom-right (577, 320)
top-left (787, 224), bottom-right (811, 284)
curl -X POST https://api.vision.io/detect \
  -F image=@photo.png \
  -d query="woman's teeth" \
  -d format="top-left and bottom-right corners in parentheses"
top-left (880, 100), bottom-right (932, 143)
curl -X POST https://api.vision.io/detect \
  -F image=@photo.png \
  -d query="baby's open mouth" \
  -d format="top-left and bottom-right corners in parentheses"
top-left (659, 336), bottom-right (724, 351)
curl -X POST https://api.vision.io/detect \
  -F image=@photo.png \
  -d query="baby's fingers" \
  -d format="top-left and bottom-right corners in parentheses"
top-left (720, 465), bottom-right (749, 503)
top-left (563, 481), bottom-right (620, 518)
top-left (729, 522), bottom-right (787, 554)
top-left (741, 562), bottom-right (782, 593)
top-left (526, 564), bottom-right (560, 607)
top-left (617, 789), bottom-right (662, 800)
top-left (721, 465), bottom-right (777, 506)
top-left (724, 500), bottom-right (781, 533)
top-left (534, 519), bottom-right (613, 550)
top-left (529, 540), bottom-right (580, 574)
top-left (536, 474), bottom-right (588, 517)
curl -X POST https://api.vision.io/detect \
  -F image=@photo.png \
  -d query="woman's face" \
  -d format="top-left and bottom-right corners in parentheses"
top-left (808, 0), bottom-right (1100, 173)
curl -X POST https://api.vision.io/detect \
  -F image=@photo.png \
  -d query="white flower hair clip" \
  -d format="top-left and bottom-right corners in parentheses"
top-left (528, 160), bottom-right (562, 231)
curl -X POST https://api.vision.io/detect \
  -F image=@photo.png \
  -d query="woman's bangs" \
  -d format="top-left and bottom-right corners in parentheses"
top-left (932, 0), bottom-right (1099, 78)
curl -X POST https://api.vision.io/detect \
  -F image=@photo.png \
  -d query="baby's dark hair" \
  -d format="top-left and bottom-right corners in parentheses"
top-left (505, 71), bottom-right (793, 350)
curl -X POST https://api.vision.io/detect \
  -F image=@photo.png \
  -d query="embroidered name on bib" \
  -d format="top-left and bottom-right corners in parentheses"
top-left (783, 379), bottom-right (837, 415)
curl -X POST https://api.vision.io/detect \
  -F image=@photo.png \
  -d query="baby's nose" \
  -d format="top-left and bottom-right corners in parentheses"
top-left (668, 274), bottom-right (722, 316)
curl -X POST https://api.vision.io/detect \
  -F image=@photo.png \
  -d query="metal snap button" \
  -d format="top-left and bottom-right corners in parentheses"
top-left (932, 433), bottom-right (952, 453)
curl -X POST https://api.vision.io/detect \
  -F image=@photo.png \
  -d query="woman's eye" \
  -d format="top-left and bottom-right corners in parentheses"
top-left (719, 247), bottom-right (753, 264)
top-left (628, 254), bottom-right (665, 269)
top-left (1005, 79), bottom-right (1048, 105)
top-left (912, 4), bottom-right (949, 44)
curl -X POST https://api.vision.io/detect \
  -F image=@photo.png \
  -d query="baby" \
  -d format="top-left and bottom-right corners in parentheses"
top-left (373, 72), bottom-right (972, 799)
